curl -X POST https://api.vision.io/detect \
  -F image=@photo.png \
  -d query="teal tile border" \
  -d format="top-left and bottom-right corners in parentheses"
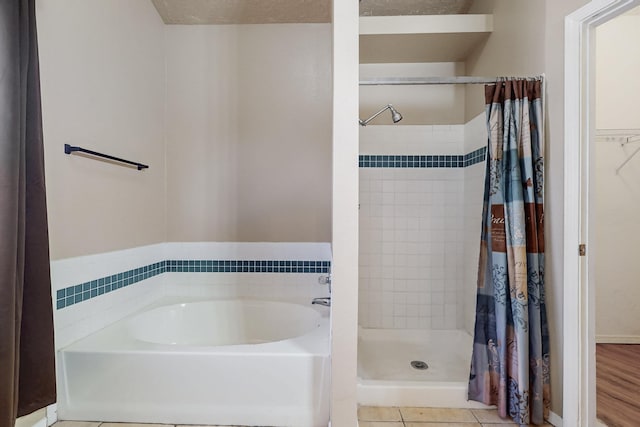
top-left (359, 146), bottom-right (486, 168)
top-left (56, 259), bottom-right (330, 310)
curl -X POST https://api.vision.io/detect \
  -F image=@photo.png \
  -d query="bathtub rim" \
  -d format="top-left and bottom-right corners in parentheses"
top-left (59, 296), bottom-right (330, 356)
top-left (128, 298), bottom-right (323, 347)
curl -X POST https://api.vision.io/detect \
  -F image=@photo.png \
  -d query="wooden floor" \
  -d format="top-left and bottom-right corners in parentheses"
top-left (596, 344), bottom-right (640, 426)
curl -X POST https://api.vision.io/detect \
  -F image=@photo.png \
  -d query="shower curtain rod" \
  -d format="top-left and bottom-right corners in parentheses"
top-left (359, 76), bottom-right (544, 86)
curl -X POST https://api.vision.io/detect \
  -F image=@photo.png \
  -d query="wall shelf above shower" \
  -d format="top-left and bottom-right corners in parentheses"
top-left (359, 14), bottom-right (493, 64)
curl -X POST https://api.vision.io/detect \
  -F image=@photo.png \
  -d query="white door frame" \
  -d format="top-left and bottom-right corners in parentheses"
top-left (563, 1), bottom-right (640, 425)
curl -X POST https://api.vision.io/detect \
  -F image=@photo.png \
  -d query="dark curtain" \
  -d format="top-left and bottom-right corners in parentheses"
top-left (0, 1), bottom-right (56, 426)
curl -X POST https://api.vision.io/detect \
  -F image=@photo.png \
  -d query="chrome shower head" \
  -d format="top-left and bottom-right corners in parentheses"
top-left (389, 105), bottom-right (403, 123)
top-left (359, 104), bottom-right (403, 126)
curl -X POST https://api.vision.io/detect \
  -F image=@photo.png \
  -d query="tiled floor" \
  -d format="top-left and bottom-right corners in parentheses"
top-left (357, 407), bottom-right (555, 427)
top-left (52, 408), bottom-right (556, 427)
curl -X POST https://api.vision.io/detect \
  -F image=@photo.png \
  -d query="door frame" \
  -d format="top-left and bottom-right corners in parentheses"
top-left (563, 0), bottom-right (640, 425)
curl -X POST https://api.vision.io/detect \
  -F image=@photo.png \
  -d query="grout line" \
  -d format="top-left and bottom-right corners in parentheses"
top-left (398, 406), bottom-right (406, 426)
top-left (470, 408), bottom-right (481, 423)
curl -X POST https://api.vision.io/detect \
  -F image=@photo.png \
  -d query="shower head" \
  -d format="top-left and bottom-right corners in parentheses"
top-left (389, 105), bottom-right (403, 123)
top-left (359, 104), bottom-right (403, 126)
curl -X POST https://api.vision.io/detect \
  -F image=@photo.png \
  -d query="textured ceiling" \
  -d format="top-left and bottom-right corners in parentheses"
top-left (150, 0), bottom-right (331, 24)
top-left (360, 0), bottom-right (472, 17)
top-left (151, 0), bottom-right (474, 25)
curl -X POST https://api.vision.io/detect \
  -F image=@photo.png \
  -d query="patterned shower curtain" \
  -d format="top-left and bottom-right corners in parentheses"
top-left (468, 79), bottom-right (550, 425)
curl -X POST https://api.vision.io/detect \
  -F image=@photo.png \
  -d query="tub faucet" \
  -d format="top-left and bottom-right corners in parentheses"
top-left (318, 274), bottom-right (331, 293)
top-left (312, 297), bottom-right (331, 307)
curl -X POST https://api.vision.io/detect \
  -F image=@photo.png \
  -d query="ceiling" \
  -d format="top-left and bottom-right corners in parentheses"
top-left (151, 0), bottom-right (474, 25)
top-left (360, 0), bottom-right (472, 17)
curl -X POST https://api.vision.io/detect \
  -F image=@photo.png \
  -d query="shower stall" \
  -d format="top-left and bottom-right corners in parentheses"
top-left (356, 73), bottom-right (490, 407)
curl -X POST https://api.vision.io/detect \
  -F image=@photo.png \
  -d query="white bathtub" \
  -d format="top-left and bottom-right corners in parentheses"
top-left (57, 299), bottom-right (330, 426)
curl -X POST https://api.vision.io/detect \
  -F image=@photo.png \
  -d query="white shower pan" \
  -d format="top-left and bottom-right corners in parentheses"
top-left (357, 328), bottom-right (490, 408)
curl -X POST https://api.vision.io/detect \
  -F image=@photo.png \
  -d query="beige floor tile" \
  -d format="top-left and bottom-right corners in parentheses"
top-left (52, 423), bottom-right (101, 427)
top-left (400, 407), bottom-right (477, 423)
top-left (480, 424), bottom-right (554, 427)
top-left (480, 423), bottom-right (517, 426)
top-left (358, 406), bottom-right (402, 421)
top-left (472, 409), bottom-right (516, 423)
top-left (405, 423), bottom-right (481, 427)
top-left (358, 423), bottom-right (404, 427)
top-left (101, 424), bottom-right (170, 427)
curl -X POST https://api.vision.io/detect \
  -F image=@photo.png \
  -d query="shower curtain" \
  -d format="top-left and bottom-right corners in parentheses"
top-left (0, 1), bottom-right (57, 425)
top-left (468, 79), bottom-right (550, 425)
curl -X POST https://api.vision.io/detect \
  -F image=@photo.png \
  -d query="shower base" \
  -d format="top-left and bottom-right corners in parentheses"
top-left (357, 328), bottom-right (489, 408)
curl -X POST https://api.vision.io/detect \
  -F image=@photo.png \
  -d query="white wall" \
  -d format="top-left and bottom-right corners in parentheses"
top-left (165, 26), bottom-right (240, 242)
top-left (37, 0), bottom-right (166, 260)
top-left (360, 62), bottom-right (466, 125)
top-left (464, 0), bottom-right (545, 121)
top-left (544, 0), bottom-right (592, 417)
top-left (331, 0), bottom-right (360, 425)
top-left (596, 15), bottom-right (640, 129)
top-left (165, 24), bottom-right (332, 242)
top-left (38, 10), bottom-right (332, 258)
top-left (594, 14), bottom-right (640, 341)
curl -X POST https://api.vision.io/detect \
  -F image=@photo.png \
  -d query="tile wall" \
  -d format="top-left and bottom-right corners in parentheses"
top-left (51, 242), bottom-right (331, 348)
top-left (358, 119), bottom-right (486, 331)
top-left (462, 115), bottom-right (489, 335)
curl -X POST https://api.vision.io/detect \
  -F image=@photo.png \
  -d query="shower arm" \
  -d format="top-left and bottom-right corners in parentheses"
top-left (359, 104), bottom-right (394, 126)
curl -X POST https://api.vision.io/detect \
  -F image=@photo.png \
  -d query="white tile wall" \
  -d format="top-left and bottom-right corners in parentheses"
top-left (52, 242), bottom-right (331, 349)
top-left (359, 167), bottom-right (464, 330)
top-left (52, 244), bottom-right (166, 349)
top-left (163, 273), bottom-right (328, 306)
top-left (161, 243), bottom-right (332, 305)
top-left (359, 119), bottom-right (487, 331)
top-left (463, 114), bottom-right (487, 335)
top-left (359, 126), bottom-right (465, 330)
top-left (360, 125), bottom-right (464, 155)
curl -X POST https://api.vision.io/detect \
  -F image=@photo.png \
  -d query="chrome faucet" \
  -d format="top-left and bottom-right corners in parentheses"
top-left (312, 275), bottom-right (332, 306)
top-left (318, 274), bottom-right (331, 292)
top-left (312, 297), bottom-right (331, 307)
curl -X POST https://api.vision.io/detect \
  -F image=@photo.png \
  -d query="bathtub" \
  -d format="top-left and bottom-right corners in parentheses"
top-left (57, 298), bottom-right (330, 427)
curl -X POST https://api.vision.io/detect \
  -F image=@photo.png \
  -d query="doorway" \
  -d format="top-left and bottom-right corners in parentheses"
top-left (593, 7), bottom-right (640, 425)
top-left (564, 0), bottom-right (640, 426)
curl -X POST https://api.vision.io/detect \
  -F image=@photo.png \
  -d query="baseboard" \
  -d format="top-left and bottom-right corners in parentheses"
top-left (596, 335), bottom-right (640, 344)
top-left (46, 404), bottom-right (57, 426)
top-left (548, 410), bottom-right (562, 427)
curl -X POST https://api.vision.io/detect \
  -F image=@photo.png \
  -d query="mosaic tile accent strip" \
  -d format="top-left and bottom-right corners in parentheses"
top-left (166, 260), bottom-right (330, 274)
top-left (464, 146), bottom-right (487, 167)
top-left (359, 147), bottom-right (487, 168)
top-left (359, 154), bottom-right (464, 168)
top-left (56, 259), bottom-right (331, 310)
top-left (55, 261), bottom-right (166, 310)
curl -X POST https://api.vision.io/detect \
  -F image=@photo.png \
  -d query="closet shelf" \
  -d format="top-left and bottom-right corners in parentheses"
top-left (596, 130), bottom-right (640, 174)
